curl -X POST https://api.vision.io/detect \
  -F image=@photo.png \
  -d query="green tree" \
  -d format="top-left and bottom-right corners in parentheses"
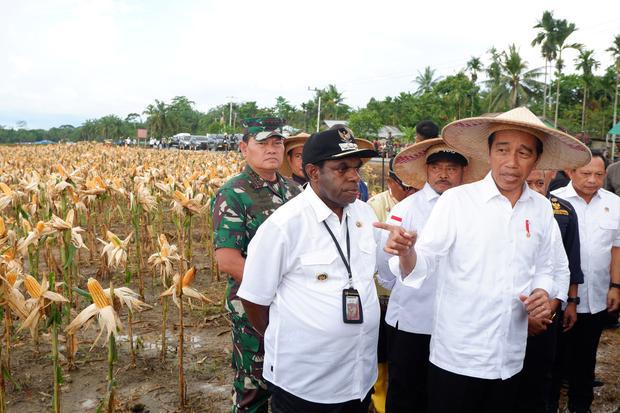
top-left (606, 34), bottom-right (620, 133)
top-left (143, 99), bottom-right (176, 139)
top-left (551, 18), bottom-right (581, 127)
top-left (484, 47), bottom-right (503, 111)
top-left (466, 57), bottom-right (482, 115)
top-left (348, 109), bottom-right (382, 138)
top-left (490, 44), bottom-right (543, 111)
top-left (574, 49), bottom-right (600, 130)
top-left (532, 10), bottom-right (558, 118)
top-left (97, 115), bottom-right (124, 139)
top-left (413, 67), bottom-right (441, 96)
top-left (273, 96), bottom-right (296, 122)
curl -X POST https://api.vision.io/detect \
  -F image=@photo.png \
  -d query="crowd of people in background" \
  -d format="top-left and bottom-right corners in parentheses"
top-left (210, 109), bottom-right (620, 413)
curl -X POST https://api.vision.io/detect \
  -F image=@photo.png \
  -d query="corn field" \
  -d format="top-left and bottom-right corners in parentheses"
top-left (0, 143), bottom-right (242, 412)
top-left (1, 144), bottom-right (619, 413)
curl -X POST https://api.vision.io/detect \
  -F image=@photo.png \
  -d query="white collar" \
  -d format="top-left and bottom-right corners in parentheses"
top-left (480, 171), bottom-right (534, 204)
top-left (303, 184), bottom-right (352, 223)
top-left (564, 181), bottom-right (602, 201)
top-left (421, 182), bottom-right (441, 202)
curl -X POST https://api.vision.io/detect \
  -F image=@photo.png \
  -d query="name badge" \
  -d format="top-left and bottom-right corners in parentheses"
top-left (342, 288), bottom-right (364, 324)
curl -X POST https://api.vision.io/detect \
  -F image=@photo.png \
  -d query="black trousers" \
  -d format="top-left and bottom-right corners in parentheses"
top-left (385, 324), bottom-right (431, 413)
top-left (515, 315), bottom-right (560, 413)
top-left (427, 363), bottom-right (521, 413)
top-left (268, 382), bottom-right (372, 413)
top-left (550, 310), bottom-right (606, 412)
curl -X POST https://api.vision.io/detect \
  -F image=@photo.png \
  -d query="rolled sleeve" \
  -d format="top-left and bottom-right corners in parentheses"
top-left (390, 249), bottom-right (429, 288)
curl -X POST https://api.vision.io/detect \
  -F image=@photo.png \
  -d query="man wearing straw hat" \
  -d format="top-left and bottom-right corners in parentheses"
top-left (280, 132), bottom-right (311, 185)
top-left (377, 137), bottom-right (488, 413)
top-left (375, 107), bottom-right (591, 413)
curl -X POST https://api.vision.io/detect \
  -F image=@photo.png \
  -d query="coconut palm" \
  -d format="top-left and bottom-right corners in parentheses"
top-left (413, 67), bottom-right (441, 96)
top-left (485, 47), bottom-right (503, 111)
top-left (551, 18), bottom-right (582, 127)
top-left (490, 45), bottom-right (543, 110)
top-left (574, 49), bottom-right (600, 130)
top-left (466, 57), bottom-right (482, 116)
top-left (143, 99), bottom-right (177, 139)
top-left (532, 10), bottom-right (558, 118)
top-left (607, 34), bottom-right (620, 133)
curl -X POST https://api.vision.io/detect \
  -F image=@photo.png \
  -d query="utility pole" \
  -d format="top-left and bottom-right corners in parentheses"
top-left (308, 87), bottom-right (322, 132)
top-left (226, 96), bottom-right (237, 128)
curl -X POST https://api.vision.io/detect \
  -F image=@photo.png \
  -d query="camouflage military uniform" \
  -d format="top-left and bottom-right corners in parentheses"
top-left (212, 165), bottom-right (301, 413)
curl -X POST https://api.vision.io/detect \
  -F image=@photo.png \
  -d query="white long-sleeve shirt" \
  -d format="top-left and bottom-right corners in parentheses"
top-left (377, 182), bottom-right (440, 334)
top-left (552, 183), bottom-right (620, 314)
top-left (238, 185), bottom-right (381, 403)
top-left (389, 172), bottom-right (556, 380)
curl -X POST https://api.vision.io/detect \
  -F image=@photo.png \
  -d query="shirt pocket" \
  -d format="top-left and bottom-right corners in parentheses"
top-left (299, 250), bottom-right (344, 291)
top-left (356, 237), bottom-right (377, 281)
top-left (600, 218), bottom-right (618, 231)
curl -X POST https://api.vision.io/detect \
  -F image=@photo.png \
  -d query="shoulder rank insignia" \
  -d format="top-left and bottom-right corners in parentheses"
top-left (552, 201), bottom-right (561, 210)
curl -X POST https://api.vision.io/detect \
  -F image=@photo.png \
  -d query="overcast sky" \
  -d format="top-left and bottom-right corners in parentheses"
top-left (1, 0), bottom-right (619, 129)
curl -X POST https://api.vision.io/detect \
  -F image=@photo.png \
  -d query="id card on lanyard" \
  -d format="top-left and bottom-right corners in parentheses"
top-left (323, 216), bottom-right (364, 324)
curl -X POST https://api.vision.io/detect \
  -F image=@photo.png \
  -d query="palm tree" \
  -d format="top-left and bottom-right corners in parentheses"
top-left (413, 67), bottom-right (441, 96)
top-left (485, 47), bottom-right (503, 111)
top-left (466, 57), bottom-right (482, 116)
top-left (574, 49), bottom-right (600, 130)
top-left (531, 10), bottom-right (558, 118)
top-left (143, 100), bottom-right (177, 139)
top-left (607, 34), bottom-right (620, 135)
top-left (490, 45), bottom-right (543, 110)
top-left (551, 18), bottom-right (582, 127)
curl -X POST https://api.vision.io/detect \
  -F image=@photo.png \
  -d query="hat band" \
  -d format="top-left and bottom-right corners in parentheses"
top-left (487, 124), bottom-right (546, 142)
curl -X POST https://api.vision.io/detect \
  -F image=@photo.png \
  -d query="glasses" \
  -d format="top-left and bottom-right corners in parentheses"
top-left (390, 173), bottom-right (415, 191)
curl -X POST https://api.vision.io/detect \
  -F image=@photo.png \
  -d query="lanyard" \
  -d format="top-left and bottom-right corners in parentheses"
top-left (322, 216), bottom-right (352, 286)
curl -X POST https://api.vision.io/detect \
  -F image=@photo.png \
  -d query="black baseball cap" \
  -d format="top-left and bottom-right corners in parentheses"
top-left (302, 126), bottom-right (378, 165)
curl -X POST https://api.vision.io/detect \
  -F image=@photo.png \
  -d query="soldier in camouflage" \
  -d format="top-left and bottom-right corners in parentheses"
top-left (212, 130), bottom-right (302, 413)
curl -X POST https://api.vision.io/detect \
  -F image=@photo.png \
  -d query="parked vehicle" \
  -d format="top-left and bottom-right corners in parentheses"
top-left (191, 135), bottom-right (210, 150)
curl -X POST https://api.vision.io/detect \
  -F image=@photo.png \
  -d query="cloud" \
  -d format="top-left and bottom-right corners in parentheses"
top-left (0, 0), bottom-right (618, 129)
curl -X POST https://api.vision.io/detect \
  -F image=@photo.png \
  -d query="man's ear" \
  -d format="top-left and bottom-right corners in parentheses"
top-left (304, 163), bottom-right (319, 182)
top-left (239, 140), bottom-right (248, 157)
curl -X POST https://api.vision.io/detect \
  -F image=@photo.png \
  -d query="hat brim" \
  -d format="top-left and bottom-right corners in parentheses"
top-left (393, 138), bottom-right (489, 189)
top-left (442, 115), bottom-right (591, 170)
top-left (280, 135), bottom-right (310, 178)
top-left (309, 138), bottom-right (378, 164)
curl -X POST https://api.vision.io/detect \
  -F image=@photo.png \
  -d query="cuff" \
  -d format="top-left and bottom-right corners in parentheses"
top-left (388, 254), bottom-right (428, 289)
top-left (237, 288), bottom-right (273, 307)
top-left (532, 277), bottom-right (555, 299)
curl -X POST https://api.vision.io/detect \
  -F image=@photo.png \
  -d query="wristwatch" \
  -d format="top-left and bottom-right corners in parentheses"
top-left (610, 283), bottom-right (620, 290)
top-left (566, 296), bottom-right (580, 305)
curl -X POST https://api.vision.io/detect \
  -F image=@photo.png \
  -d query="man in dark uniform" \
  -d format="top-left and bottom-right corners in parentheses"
top-left (212, 130), bottom-right (302, 413)
top-left (518, 169), bottom-right (584, 413)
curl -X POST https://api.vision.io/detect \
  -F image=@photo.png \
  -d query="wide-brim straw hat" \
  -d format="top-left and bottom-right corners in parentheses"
top-left (280, 133), bottom-right (311, 177)
top-left (393, 138), bottom-right (489, 189)
top-left (441, 107), bottom-right (591, 170)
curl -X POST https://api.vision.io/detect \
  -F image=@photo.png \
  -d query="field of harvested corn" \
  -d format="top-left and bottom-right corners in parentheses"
top-left (0, 143), bottom-right (618, 413)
